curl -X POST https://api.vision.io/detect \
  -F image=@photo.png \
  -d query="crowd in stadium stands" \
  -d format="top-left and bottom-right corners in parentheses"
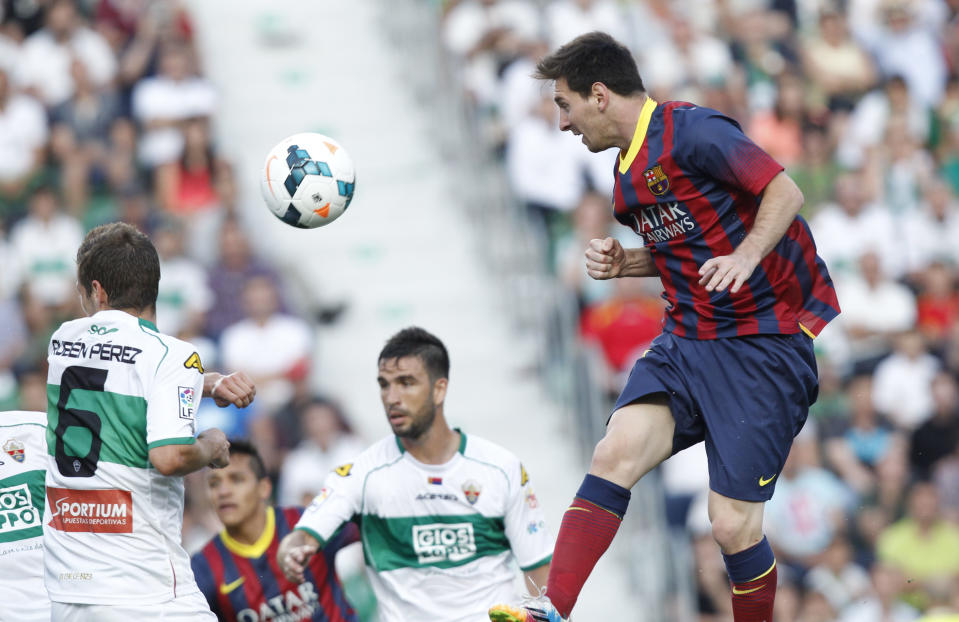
top-left (440, 0), bottom-right (959, 620)
top-left (0, 0), bottom-right (370, 586)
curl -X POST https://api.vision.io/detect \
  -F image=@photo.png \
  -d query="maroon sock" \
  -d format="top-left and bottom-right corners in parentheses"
top-left (730, 562), bottom-right (777, 622)
top-left (546, 497), bottom-right (623, 617)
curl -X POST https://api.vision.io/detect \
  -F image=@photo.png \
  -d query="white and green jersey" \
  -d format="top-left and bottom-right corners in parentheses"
top-left (295, 432), bottom-right (553, 622)
top-left (44, 309), bottom-right (205, 605)
top-left (0, 410), bottom-right (49, 622)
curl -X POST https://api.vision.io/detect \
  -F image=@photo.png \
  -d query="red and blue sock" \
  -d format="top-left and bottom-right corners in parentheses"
top-left (722, 536), bottom-right (777, 622)
top-left (546, 474), bottom-right (631, 617)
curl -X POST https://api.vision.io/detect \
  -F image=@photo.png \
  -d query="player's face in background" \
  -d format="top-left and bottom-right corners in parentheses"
top-left (554, 77), bottom-right (606, 152)
top-left (207, 454), bottom-right (271, 529)
top-left (378, 355), bottom-right (443, 439)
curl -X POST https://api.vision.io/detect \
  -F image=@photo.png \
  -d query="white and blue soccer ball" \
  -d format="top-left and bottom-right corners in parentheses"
top-left (260, 132), bottom-right (356, 229)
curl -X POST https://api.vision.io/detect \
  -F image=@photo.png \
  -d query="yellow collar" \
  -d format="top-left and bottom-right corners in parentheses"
top-left (618, 97), bottom-right (658, 175)
top-left (221, 506), bottom-right (275, 558)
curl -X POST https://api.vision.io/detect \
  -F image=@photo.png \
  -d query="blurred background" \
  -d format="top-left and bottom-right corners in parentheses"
top-left (3, 0), bottom-right (959, 620)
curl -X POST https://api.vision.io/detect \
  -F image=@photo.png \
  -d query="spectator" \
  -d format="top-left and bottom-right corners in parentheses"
top-left (833, 250), bottom-right (917, 368)
top-left (131, 41), bottom-right (216, 167)
top-left (871, 116), bottom-right (936, 216)
top-left (154, 218), bottom-right (212, 339)
top-left (871, 328), bottom-right (941, 430)
top-left (800, 7), bottom-right (877, 111)
top-left (765, 422), bottom-right (857, 568)
top-left (13, 0), bottom-right (116, 107)
top-left (877, 481), bottom-right (959, 605)
top-left (205, 219), bottom-right (284, 338)
top-left (910, 372), bottom-right (959, 478)
top-left (579, 275), bottom-right (664, 396)
top-left (543, 0), bottom-right (626, 52)
top-left (556, 191), bottom-right (618, 308)
top-left (791, 122), bottom-right (840, 218)
top-left (748, 71), bottom-right (806, 168)
top-left (837, 562), bottom-right (920, 622)
top-left (441, 0), bottom-right (540, 110)
top-left (505, 91), bottom-right (585, 253)
top-left (220, 275), bottom-right (311, 417)
top-left (277, 397), bottom-right (365, 506)
top-left (903, 180), bottom-right (959, 278)
top-left (49, 57), bottom-right (121, 215)
top-left (9, 186), bottom-right (82, 310)
top-left (838, 75), bottom-right (928, 170)
top-left (867, 0), bottom-right (947, 110)
top-left (916, 261), bottom-right (959, 342)
top-left (640, 17), bottom-right (734, 104)
top-left (810, 173), bottom-right (898, 279)
top-left (825, 373), bottom-right (903, 496)
top-left (0, 65), bottom-right (48, 216)
top-left (804, 534), bottom-right (871, 614)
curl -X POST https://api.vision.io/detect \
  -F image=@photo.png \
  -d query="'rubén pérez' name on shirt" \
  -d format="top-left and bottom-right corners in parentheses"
top-left (51, 339), bottom-right (142, 364)
top-left (625, 201), bottom-right (695, 243)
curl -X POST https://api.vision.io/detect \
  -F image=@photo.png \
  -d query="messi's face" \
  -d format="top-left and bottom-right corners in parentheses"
top-left (207, 454), bottom-right (270, 529)
top-left (377, 356), bottom-right (446, 440)
top-left (553, 78), bottom-right (607, 152)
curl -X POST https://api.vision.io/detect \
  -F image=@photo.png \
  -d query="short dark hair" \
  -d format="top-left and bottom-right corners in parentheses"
top-left (76, 222), bottom-right (160, 312)
top-left (534, 31), bottom-right (644, 98)
top-left (228, 439), bottom-right (267, 480)
top-left (379, 326), bottom-right (450, 381)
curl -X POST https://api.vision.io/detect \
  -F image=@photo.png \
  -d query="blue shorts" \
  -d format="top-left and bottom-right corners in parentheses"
top-left (613, 331), bottom-right (818, 502)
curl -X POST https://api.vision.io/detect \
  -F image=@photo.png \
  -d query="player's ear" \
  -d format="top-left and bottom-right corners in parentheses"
top-left (432, 377), bottom-right (448, 406)
top-left (258, 476), bottom-right (272, 502)
top-left (90, 279), bottom-right (110, 309)
top-left (592, 82), bottom-right (609, 111)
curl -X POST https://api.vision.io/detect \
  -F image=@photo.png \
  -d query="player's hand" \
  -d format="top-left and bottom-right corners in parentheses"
top-left (199, 428), bottom-right (230, 468)
top-left (698, 248), bottom-right (760, 294)
top-left (278, 532), bottom-right (319, 582)
top-left (585, 237), bottom-right (625, 280)
top-left (207, 372), bottom-right (256, 408)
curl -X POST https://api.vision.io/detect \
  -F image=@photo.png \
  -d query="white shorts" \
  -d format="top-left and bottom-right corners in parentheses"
top-left (50, 591), bottom-right (215, 621)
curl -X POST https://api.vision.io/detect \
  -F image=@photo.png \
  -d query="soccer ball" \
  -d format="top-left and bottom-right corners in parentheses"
top-left (260, 132), bottom-right (356, 229)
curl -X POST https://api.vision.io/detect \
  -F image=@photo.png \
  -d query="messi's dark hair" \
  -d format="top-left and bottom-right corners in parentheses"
top-left (534, 31), bottom-right (645, 98)
top-left (379, 326), bottom-right (450, 381)
top-left (227, 439), bottom-right (268, 480)
top-left (76, 222), bottom-right (160, 312)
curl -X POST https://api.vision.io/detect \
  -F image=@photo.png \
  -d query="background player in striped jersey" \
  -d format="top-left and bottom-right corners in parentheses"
top-left (192, 439), bottom-right (360, 622)
top-left (45, 222), bottom-right (256, 621)
top-left (490, 32), bottom-right (841, 622)
top-left (277, 327), bottom-right (553, 622)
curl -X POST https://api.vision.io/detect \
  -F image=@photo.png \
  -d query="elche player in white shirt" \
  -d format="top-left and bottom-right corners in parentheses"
top-left (278, 327), bottom-right (553, 622)
top-left (43, 222), bottom-right (255, 621)
top-left (0, 410), bottom-right (49, 622)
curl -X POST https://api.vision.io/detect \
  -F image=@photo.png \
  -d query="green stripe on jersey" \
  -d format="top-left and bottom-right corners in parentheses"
top-left (361, 513), bottom-right (510, 571)
top-left (47, 384), bottom-right (149, 468)
top-left (0, 469), bottom-right (45, 544)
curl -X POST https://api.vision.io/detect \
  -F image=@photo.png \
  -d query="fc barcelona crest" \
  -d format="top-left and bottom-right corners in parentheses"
top-left (643, 165), bottom-right (670, 196)
top-left (3, 438), bottom-right (25, 463)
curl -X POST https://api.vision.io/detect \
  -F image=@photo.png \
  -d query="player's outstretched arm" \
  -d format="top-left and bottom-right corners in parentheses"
top-left (204, 371), bottom-right (256, 408)
top-left (149, 428), bottom-right (231, 476)
top-left (524, 562), bottom-right (551, 596)
top-left (585, 237), bottom-right (659, 280)
top-left (698, 171), bottom-right (803, 293)
top-left (277, 529), bottom-right (320, 583)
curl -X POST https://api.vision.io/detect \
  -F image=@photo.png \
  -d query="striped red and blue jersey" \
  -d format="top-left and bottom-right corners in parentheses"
top-left (191, 506), bottom-right (359, 622)
top-left (612, 99), bottom-right (840, 339)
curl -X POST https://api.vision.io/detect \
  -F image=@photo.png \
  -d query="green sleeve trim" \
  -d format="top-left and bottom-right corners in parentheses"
top-left (520, 554), bottom-right (553, 572)
top-left (294, 526), bottom-right (327, 548)
top-left (147, 436), bottom-right (196, 450)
